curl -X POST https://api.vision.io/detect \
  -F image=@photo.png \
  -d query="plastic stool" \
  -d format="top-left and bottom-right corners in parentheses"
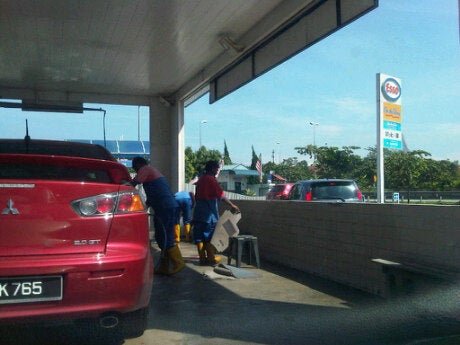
top-left (227, 235), bottom-right (260, 268)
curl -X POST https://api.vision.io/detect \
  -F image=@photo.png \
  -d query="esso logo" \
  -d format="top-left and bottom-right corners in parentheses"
top-left (381, 78), bottom-right (401, 102)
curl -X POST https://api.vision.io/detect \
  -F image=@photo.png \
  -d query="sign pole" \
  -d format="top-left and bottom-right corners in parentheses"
top-left (376, 73), bottom-right (403, 204)
top-left (376, 73), bottom-right (385, 203)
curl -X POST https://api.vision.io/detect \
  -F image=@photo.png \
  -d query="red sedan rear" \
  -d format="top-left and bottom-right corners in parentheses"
top-left (266, 183), bottom-right (294, 200)
top-left (0, 139), bottom-right (153, 339)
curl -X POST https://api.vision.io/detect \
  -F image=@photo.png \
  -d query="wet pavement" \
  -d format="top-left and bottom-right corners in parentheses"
top-left (1, 242), bottom-right (459, 345)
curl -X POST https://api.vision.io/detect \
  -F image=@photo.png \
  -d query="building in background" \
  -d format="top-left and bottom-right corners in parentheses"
top-left (218, 164), bottom-right (259, 193)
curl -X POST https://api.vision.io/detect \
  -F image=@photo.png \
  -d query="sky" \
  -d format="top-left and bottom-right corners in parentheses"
top-left (1, 0), bottom-right (459, 166)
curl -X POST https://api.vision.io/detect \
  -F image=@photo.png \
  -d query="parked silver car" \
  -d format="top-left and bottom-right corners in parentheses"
top-left (288, 179), bottom-right (363, 202)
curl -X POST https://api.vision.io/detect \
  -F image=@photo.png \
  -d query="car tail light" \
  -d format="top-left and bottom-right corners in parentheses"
top-left (356, 189), bottom-right (363, 201)
top-left (72, 192), bottom-right (145, 216)
top-left (117, 193), bottom-right (145, 212)
top-left (305, 191), bottom-right (312, 201)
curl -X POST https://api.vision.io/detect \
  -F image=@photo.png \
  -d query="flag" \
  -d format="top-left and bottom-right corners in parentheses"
top-left (216, 157), bottom-right (224, 177)
top-left (256, 159), bottom-right (262, 182)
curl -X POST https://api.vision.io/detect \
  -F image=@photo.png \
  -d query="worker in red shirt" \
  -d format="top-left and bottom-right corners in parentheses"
top-left (131, 157), bottom-right (185, 275)
top-left (193, 160), bottom-right (239, 265)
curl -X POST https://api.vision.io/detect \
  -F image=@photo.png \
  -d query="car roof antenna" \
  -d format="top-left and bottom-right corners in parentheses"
top-left (24, 119), bottom-right (31, 153)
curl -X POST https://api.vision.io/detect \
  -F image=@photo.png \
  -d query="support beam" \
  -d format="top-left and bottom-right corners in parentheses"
top-left (172, 100), bottom-right (185, 192)
top-left (148, 97), bottom-right (184, 192)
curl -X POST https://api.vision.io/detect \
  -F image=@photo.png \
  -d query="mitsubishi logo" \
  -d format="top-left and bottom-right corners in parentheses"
top-left (2, 199), bottom-right (19, 215)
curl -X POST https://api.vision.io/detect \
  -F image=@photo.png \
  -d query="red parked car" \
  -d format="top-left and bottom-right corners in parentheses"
top-left (0, 139), bottom-right (153, 339)
top-left (266, 183), bottom-right (294, 200)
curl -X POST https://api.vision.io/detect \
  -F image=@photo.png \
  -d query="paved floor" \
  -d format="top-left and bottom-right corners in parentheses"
top-left (126, 242), bottom-right (460, 345)
top-left (1, 242), bottom-right (459, 345)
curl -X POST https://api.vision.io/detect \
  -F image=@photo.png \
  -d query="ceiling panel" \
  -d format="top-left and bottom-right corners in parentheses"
top-left (0, 0), bottom-right (379, 107)
top-left (0, 0), bottom-right (294, 105)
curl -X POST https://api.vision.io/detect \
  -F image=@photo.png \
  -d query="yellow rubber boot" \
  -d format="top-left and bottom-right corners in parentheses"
top-left (196, 242), bottom-right (207, 265)
top-left (184, 223), bottom-right (191, 242)
top-left (166, 245), bottom-right (185, 275)
top-left (204, 242), bottom-right (221, 265)
top-left (155, 251), bottom-right (170, 275)
top-left (174, 224), bottom-right (181, 243)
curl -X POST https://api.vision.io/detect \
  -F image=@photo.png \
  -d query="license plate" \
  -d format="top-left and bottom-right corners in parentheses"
top-left (0, 276), bottom-right (62, 304)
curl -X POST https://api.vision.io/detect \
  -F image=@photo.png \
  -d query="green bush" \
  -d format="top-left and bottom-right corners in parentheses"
top-left (242, 189), bottom-right (256, 196)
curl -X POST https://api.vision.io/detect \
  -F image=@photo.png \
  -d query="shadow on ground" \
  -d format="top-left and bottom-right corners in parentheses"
top-left (1, 243), bottom-right (459, 345)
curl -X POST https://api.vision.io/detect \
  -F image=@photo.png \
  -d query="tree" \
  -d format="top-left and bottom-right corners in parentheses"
top-left (294, 144), bottom-right (315, 160)
top-left (385, 150), bottom-right (430, 202)
top-left (185, 144), bottom-right (459, 193)
top-left (418, 159), bottom-right (458, 190)
top-left (223, 140), bottom-right (232, 165)
top-left (295, 145), bottom-right (362, 179)
top-left (249, 145), bottom-right (259, 169)
top-left (355, 147), bottom-right (378, 190)
top-left (261, 158), bottom-right (312, 183)
top-left (184, 146), bottom-right (222, 182)
top-left (195, 146), bottom-right (222, 174)
top-left (184, 146), bottom-right (197, 182)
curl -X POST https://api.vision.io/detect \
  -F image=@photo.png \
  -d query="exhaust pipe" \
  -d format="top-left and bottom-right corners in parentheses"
top-left (99, 314), bottom-right (119, 329)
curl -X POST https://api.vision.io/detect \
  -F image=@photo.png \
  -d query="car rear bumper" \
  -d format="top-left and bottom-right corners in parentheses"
top-left (0, 247), bottom-right (153, 323)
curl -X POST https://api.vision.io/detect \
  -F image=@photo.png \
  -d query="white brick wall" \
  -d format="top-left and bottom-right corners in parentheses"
top-left (226, 201), bottom-right (460, 296)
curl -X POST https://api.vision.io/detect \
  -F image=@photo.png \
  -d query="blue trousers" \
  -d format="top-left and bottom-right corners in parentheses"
top-left (192, 220), bottom-right (216, 243)
top-left (153, 206), bottom-right (178, 250)
top-left (176, 198), bottom-right (192, 224)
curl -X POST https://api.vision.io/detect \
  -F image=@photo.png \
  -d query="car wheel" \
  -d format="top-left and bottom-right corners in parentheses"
top-left (122, 307), bottom-right (149, 339)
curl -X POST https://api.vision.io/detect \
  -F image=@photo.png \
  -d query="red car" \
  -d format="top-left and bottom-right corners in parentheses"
top-left (0, 139), bottom-right (153, 339)
top-left (266, 183), bottom-right (294, 200)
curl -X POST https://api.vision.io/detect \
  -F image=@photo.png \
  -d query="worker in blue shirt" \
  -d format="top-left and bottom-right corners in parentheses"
top-left (174, 191), bottom-right (195, 243)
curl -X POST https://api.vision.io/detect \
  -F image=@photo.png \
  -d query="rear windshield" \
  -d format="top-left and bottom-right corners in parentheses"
top-left (311, 181), bottom-right (357, 199)
top-left (0, 140), bottom-right (115, 161)
top-left (0, 163), bottom-right (112, 183)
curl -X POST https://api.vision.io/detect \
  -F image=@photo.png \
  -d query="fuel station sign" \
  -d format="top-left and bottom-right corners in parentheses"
top-left (376, 73), bottom-right (402, 203)
top-left (378, 74), bottom-right (402, 150)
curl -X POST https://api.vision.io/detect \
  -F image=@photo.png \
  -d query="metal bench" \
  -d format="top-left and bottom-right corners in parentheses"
top-left (371, 258), bottom-right (460, 298)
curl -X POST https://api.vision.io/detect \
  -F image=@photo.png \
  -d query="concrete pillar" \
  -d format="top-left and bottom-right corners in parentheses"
top-left (148, 97), bottom-right (185, 192)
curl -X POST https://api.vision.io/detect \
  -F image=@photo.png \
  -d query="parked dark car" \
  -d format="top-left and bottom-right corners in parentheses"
top-left (288, 179), bottom-right (363, 202)
top-left (266, 183), bottom-right (294, 200)
top-left (0, 139), bottom-right (153, 339)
